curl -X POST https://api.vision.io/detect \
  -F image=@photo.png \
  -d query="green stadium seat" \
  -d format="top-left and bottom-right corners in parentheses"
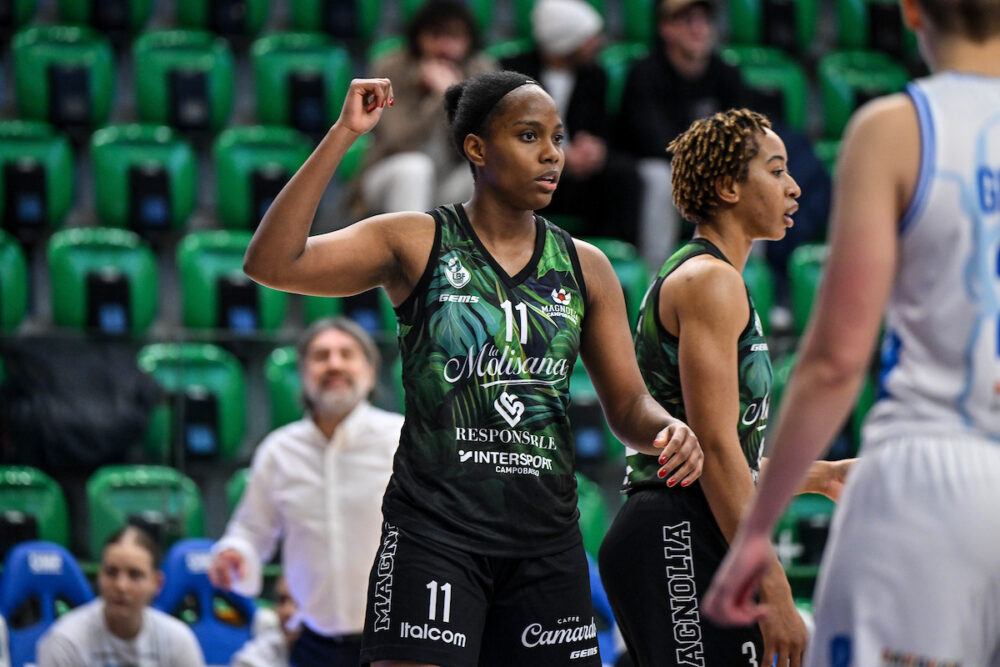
top-left (47, 227), bottom-right (158, 334)
top-left (583, 237), bottom-right (650, 328)
top-left (12, 25), bottom-right (115, 130)
top-left (0, 121), bottom-right (74, 238)
top-left (774, 492), bottom-right (834, 596)
top-left (133, 29), bottom-right (235, 133)
top-left (176, 0), bottom-right (271, 37)
top-left (225, 467), bottom-right (250, 518)
top-left (86, 464), bottom-right (205, 558)
top-left (813, 138), bottom-right (840, 177)
top-left (177, 230), bottom-right (289, 332)
top-left (57, 0), bottom-right (154, 34)
top-left (366, 35), bottom-right (405, 65)
top-left (787, 242), bottom-right (827, 336)
top-left (742, 251), bottom-right (775, 334)
top-left (290, 0), bottom-right (382, 41)
top-left (0, 0), bottom-right (35, 32)
top-left (138, 342), bottom-right (247, 462)
top-left (265, 345), bottom-right (303, 429)
top-left (213, 126), bottom-right (312, 230)
top-left (836, 0), bottom-right (918, 60)
top-left (575, 472), bottom-right (608, 560)
top-left (597, 41), bottom-right (649, 116)
top-left (91, 124), bottom-right (197, 233)
top-left (721, 46), bottom-right (809, 130)
top-left (403, 0), bottom-right (494, 33)
top-left (727, 0), bottom-right (818, 53)
top-left (623, 0), bottom-right (653, 44)
top-left (483, 37), bottom-right (533, 61)
top-left (251, 32), bottom-right (351, 136)
top-left (818, 49), bottom-right (908, 139)
top-left (512, 0), bottom-right (604, 39)
top-left (303, 291), bottom-right (397, 339)
top-left (0, 466), bottom-right (70, 555)
top-left (0, 231), bottom-right (28, 331)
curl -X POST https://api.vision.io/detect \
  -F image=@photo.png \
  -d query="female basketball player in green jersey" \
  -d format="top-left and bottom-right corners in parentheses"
top-left (243, 71), bottom-right (702, 667)
top-left (598, 109), bottom-right (851, 667)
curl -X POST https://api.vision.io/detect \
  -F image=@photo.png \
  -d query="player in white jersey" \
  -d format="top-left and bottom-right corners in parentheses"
top-left (703, 0), bottom-right (1000, 665)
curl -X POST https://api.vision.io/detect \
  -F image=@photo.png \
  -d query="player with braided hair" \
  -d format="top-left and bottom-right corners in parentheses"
top-left (599, 109), bottom-right (850, 667)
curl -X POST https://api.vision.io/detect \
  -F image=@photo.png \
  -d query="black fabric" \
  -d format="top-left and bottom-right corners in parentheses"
top-left (616, 50), bottom-right (749, 159)
top-left (0, 339), bottom-right (161, 468)
top-left (599, 486), bottom-right (764, 667)
top-left (361, 521), bottom-right (600, 667)
top-left (291, 626), bottom-right (363, 667)
top-left (502, 50), bottom-right (641, 243)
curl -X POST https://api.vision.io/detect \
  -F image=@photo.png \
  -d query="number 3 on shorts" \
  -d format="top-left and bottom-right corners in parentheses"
top-left (741, 640), bottom-right (759, 667)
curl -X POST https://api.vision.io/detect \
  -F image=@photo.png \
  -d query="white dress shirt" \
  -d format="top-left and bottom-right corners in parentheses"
top-left (213, 402), bottom-right (403, 637)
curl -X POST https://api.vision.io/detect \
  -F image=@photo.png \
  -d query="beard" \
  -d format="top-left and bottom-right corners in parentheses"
top-left (307, 382), bottom-right (366, 419)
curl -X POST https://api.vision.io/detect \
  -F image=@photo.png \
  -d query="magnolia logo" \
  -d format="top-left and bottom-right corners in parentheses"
top-left (521, 620), bottom-right (597, 648)
top-left (444, 256), bottom-right (470, 289)
top-left (443, 343), bottom-right (569, 388)
top-left (494, 392), bottom-right (524, 427)
top-left (552, 288), bottom-right (571, 306)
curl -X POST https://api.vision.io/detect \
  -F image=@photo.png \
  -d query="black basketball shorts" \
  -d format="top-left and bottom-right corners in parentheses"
top-left (360, 521), bottom-right (602, 667)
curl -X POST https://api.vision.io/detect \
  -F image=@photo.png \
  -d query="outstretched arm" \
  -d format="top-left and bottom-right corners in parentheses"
top-left (703, 94), bottom-right (915, 626)
top-left (576, 240), bottom-right (702, 483)
top-left (242, 78), bottom-right (434, 305)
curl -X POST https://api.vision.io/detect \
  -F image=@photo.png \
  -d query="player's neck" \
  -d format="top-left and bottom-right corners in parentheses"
top-left (926, 33), bottom-right (1000, 77)
top-left (463, 193), bottom-right (536, 246)
top-left (693, 224), bottom-right (752, 272)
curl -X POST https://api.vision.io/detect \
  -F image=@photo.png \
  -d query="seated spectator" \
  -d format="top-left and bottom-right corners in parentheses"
top-left (616, 0), bottom-right (748, 267)
top-left (502, 0), bottom-right (642, 243)
top-left (230, 576), bottom-right (298, 667)
top-left (348, 0), bottom-right (497, 216)
top-left (36, 525), bottom-right (205, 667)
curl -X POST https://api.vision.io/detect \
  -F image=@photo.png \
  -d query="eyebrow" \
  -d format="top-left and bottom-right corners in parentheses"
top-left (766, 155), bottom-right (787, 163)
top-left (512, 120), bottom-right (565, 131)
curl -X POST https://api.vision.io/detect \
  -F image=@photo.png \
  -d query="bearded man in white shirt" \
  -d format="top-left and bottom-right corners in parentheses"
top-left (208, 318), bottom-right (403, 667)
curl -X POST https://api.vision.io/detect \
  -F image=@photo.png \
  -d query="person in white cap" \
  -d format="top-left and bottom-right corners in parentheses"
top-left (617, 0), bottom-right (749, 269)
top-left (502, 0), bottom-right (642, 245)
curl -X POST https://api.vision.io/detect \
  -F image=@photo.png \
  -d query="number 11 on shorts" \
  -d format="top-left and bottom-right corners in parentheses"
top-left (426, 580), bottom-right (452, 623)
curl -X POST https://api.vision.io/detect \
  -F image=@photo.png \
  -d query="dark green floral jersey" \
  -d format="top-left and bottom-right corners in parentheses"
top-left (624, 238), bottom-right (772, 491)
top-left (382, 204), bottom-right (587, 556)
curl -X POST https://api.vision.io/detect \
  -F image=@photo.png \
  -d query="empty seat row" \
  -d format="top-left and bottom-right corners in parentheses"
top-left (0, 120), bottom-right (369, 236)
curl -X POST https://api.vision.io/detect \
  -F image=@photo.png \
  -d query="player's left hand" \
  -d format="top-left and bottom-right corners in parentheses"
top-left (654, 419), bottom-right (703, 486)
top-left (805, 458), bottom-right (855, 501)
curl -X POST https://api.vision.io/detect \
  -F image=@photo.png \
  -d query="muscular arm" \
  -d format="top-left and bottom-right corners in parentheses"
top-left (704, 94), bottom-right (915, 625)
top-left (576, 241), bottom-right (701, 480)
top-left (242, 78), bottom-right (434, 306)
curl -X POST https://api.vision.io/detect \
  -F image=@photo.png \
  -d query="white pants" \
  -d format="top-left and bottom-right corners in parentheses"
top-left (806, 435), bottom-right (1000, 667)
top-left (360, 151), bottom-right (473, 214)
top-left (636, 158), bottom-right (682, 270)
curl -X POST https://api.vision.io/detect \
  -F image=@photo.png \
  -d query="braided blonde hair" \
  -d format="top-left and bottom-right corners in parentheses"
top-left (667, 108), bottom-right (771, 225)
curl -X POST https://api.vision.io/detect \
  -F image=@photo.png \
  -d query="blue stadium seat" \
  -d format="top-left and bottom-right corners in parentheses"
top-left (0, 541), bottom-right (94, 667)
top-left (153, 538), bottom-right (256, 666)
top-left (587, 555), bottom-right (621, 665)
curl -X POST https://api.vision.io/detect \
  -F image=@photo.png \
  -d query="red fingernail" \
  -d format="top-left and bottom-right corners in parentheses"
top-left (681, 480), bottom-right (690, 487)
top-left (389, 97), bottom-right (394, 105)
top-left (657, 469), bottom-right (666, 479)
top-left (667, 478), bottom-right (676, 487)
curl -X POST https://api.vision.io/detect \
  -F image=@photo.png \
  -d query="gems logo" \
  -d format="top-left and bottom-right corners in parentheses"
top-left (444, 256), bottom-right (470, 288)
top-left (494, 391), bottom-right (525, 426)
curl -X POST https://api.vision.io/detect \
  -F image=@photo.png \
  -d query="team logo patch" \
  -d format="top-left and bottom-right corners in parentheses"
top-left (444, 256), bottom-right (470, 289)
top-left (494, 391), bottom-right (525, 427)
top-left (552, 288), bottom-right (571, 306)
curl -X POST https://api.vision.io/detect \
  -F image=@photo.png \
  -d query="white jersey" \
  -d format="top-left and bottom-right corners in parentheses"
top-left (863, 72), bottom-right (1000, 446)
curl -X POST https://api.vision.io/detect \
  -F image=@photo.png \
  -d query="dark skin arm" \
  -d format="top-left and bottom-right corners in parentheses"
top-left (576, 240), bottom-right (703, 483)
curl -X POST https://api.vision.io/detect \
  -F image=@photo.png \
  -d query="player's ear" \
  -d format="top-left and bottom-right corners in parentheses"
top-left (464, 134), bottom-right (487, 168)
top-left (715, 175), bottom-right (739, 204)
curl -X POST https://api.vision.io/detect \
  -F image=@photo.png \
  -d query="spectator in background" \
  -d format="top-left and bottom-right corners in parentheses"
top-left (208, 318), bottom-right (403, 667)
top-left (230, 576), bottom-right (298, 667)
top-left (617, 0), bottom-right (747, 267)
top-left (348, 0), bottom-right (497, 216)
top-left (36, 525), bottom-right (205, 667)
top-left (502, 0), bottom-right (642, 244)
